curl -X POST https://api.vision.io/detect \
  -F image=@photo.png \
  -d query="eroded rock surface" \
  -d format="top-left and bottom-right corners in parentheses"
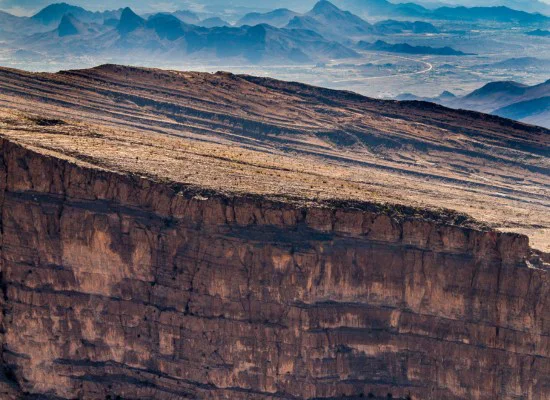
top-left (0, 138), bottom-right (548, 400)
top-left (0, 66), bottom-right (548, 399)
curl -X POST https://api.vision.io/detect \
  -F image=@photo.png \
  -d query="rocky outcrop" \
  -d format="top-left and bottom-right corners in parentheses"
top-left (0, 136), bottom-right (548, 400)
top-left (0, 65), bottom-right (548, 254)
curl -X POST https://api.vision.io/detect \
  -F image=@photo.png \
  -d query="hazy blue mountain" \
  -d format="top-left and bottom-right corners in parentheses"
top-left (32, 2), bottom-right (87, 24)
top-left (373, 19), bottom-right (439, 34)
top-left (103, 17), bottom-right (119, 27)
top-left (398, 79), bottom-right (550, 128)
top-left (0, 10), bottom-right (47, 35)
top-left (237, 8), bottom-right (299, 27)
top-left (477, 57), bottom-right (550, 70)
top-left (20, 12), bottom-right (109, 55)
top-left (117, 7), bottom-right (145, 35)
top-left (199, 17), bottom-right (230, 27)
top-left (0, 0), bottom-right (319, 15)
top-left (19, 6), bottom-right (359, 64)
top-left (392, 0), bottom-right (447, 9)
top-left (526, 29), bottom-right (550, 36)
top-left (431, 6), bottom-right (549, 22)
top-left (0, 10), bottom-right (26, 25)
top-left (144, 13), bottom-right (191, 40)
top-left (334, 0), bottom-right (428, 17)
top-left (308, 1), bottom-right (372, 30)
top-left (397, 90), bottom-right (455, 101)
top-left (3, 0), bottom-right (550, 17)
top-left (432, 0), bottom-right (550, 16)
top-left (57, 13), bottom-right (84, 36)
top-left (172, 10), bottom-right (201, 25)
top-left (334, 0), bottom-right (550, 22)
top-left (493, 96), bottom-right (550, 124)
top-left (31, 2), bottom-right (121, 25)
top-left (358, 40), bottom-right (470, 55)
top-left (286, 16), bottom-right (320, 31)
top-left (286, 1), bottom-right (373, 40)
top-left (458, 80), bottom-right (550, 112)
top-left (494, 0), bottom-right (550, 15)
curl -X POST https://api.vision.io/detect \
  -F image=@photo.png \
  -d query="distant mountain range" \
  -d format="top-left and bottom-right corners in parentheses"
top-left (1, 0), bottom-right (460, 64)
top-left (358, 40), bottom-right (471, 55)
top-left (429, 0), bottom-right (550, 16)
top-left (32, 2), bottom-right (122, 25)
top-left (1, 0), bottom-right (548, 66)
top-left (334, 0), bottom-right (550, 22)
top-left (19, 5), bottom-right (359, 63)
top-left (373, 19), bottom-right (439, 34)
top-left (237, 8), bottom-right (299, 27)
top-left (397, 79), bottom-right (550, 128)
top-left (476, 57), bottom-right (550, 70)
top-left (238, 2), bottom-right (439, 38)
top-left (286, 0), bottom-right (373, 40)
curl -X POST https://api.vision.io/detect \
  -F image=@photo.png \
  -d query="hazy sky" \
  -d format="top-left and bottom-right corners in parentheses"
top-left (1, 0), bottom-right (549, 16)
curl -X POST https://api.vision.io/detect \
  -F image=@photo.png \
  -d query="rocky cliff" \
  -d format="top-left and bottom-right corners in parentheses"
top-left (0, 65), bottom-right (548, 399)
top-left (0, 136), bottom-right (548, 400)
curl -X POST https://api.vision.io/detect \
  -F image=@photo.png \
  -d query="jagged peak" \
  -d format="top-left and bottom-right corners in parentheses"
top-left (32, 2), bottom-right (86, 24)
top-left (57, 13), bottom-right (82, 36)
top-left (117, 7), bottom-right (145, 35)
top-left (311, 0), bottom-right (341, 14)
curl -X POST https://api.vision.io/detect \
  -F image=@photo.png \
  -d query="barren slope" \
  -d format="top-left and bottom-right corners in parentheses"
top-left (0, 64), bottom-right (547, 251)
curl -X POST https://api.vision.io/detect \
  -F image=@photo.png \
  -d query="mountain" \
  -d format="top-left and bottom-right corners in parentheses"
top-left (57, 13), bottom-right (86, 36)
top-left (459, 80), bottom-right (550, 113)
top-left (397, 79), bottom-right (550, 128)
top-left (358, 40), bottom-right (471, 55)
top-left (172, 10), bottom-right (201, 25)
top-left (433, 0), bottom-right (550, 16)
top-left (116, 7), bottom-right (146, 35)
top-left (431, 6), bottom-right (550, 23)
top-left (237, 8), bottom-right (299, 27)
top-left (144, 13), bottom-right (191, 40)
top-left (32, 2), bottom-right (88, 25)
top-left (286, 1), bottom-right (373, 40)
top-left (0, 10), bottom-right (27, 27)
top-left (477, 57), bottom-right (550, 70)
top-left (491, 0), bottom-right (550, 15)
top-left (334, 0), bottom-right (550, 22)
top-left (23, 7), bottom-right (358, 64)
top-left (0, 64), bottom-right (548, 399)
top-left (307, 0), bottom-right (372, 31)
top-left (396, 90), bottom-right (456, 101)
top-left (31, 2), bottom-right (121, 26)
top-left (373, 19), bottom-right (439, 34)
top-left (526, 29), bottom-right (550, 37)
top-left (0, 10), bottom-right (46, 35)
top-left (334, 0), bottom-right (428, 17)
top-left (199, 17), bottom-right (231, 28)
top-left (20, 13), bottom-right (109, 54)
top-left (493, 96), bottom-right (550, 126)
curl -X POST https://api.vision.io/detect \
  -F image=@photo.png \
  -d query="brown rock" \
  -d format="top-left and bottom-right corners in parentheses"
top-left (0, 139), bottom-right (547, 400)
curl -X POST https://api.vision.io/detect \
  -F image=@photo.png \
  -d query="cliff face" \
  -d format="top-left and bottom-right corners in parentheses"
top-left (0, 138), bottom-right (548, 400)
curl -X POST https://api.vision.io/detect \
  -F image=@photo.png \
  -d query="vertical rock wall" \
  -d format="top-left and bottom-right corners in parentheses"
top-left (0, 139), bottom-right (548, 400)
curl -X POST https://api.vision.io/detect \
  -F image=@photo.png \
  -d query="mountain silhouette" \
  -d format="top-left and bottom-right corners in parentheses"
top-left (57, 13), bottom-right (85, 36)
top-left (117, 7), bottom-right (145, 35)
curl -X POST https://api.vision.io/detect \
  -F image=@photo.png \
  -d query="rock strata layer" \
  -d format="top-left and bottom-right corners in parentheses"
top-left (0, 65), bottom-right (548, 399)
top-left (0, 138), bottom-right (548, 400)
